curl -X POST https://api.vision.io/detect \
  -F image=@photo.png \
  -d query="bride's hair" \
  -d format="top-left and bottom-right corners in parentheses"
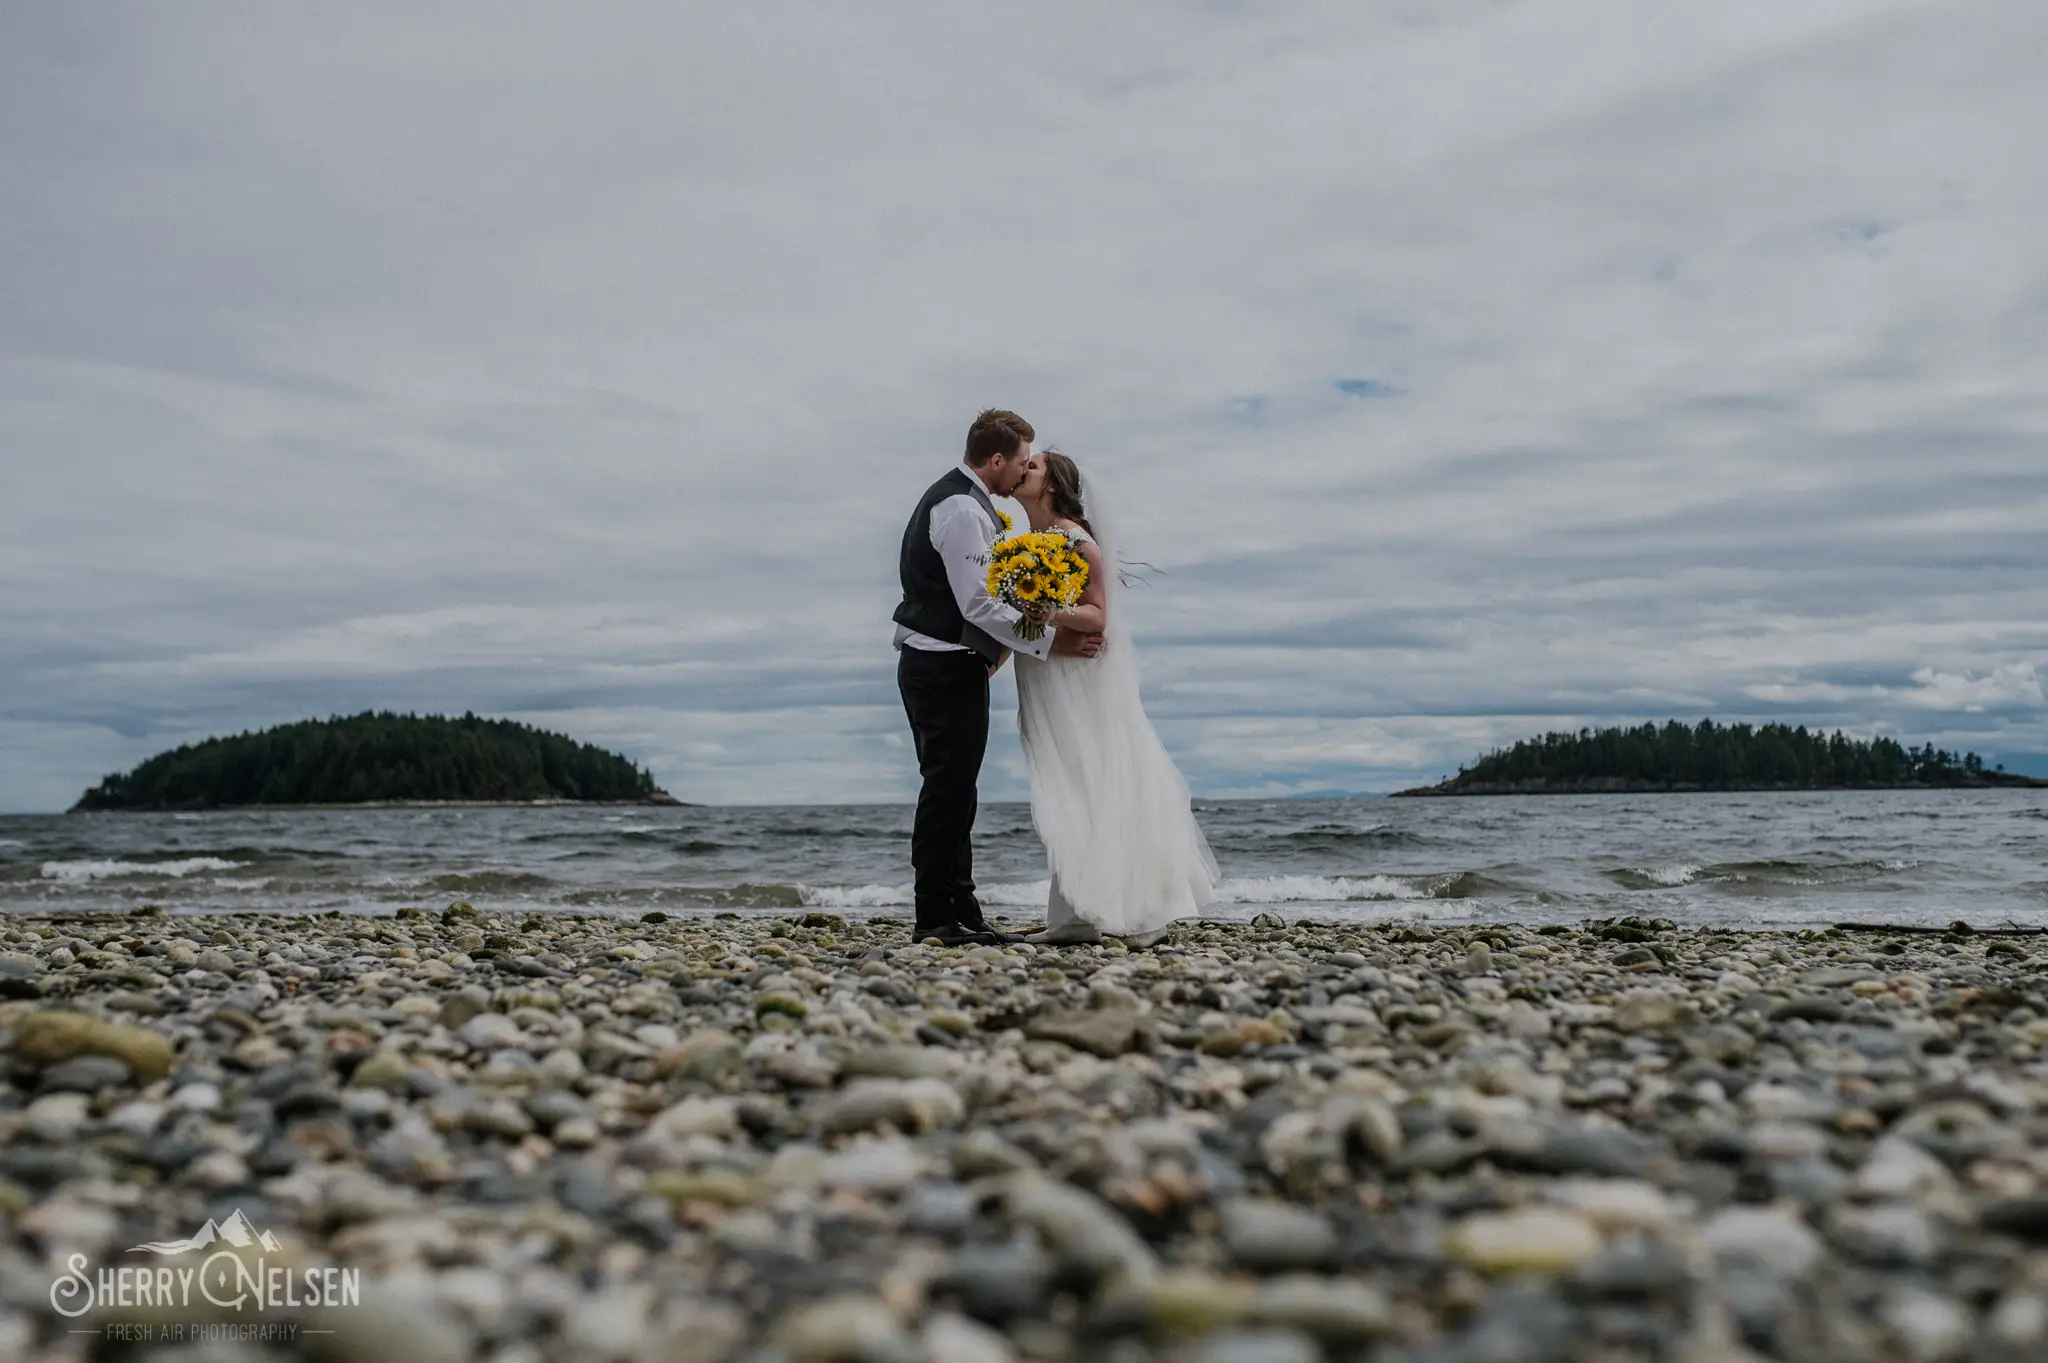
top-left (1040, 449), bottom-right (1093, 537)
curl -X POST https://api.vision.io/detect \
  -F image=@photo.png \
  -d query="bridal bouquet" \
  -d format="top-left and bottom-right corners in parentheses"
top-left (984, 529), bottom-right (1090, 642)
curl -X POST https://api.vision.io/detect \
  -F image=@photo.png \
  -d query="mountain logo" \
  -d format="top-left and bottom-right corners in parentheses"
top-left (130, 1208), bottom-right (284, 1256)
top-left (51, 1207), bottom-right (355, 1318)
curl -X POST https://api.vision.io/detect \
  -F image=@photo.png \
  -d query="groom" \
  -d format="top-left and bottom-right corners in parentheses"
top-left (894, 408), bottom-right (1104, 946)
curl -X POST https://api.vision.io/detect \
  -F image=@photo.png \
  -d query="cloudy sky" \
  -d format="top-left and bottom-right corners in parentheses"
top-left (4, 1), bottom-right (2046, 811)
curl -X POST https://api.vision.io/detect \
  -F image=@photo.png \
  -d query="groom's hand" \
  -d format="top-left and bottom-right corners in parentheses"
top-left (1053, 631), bottom-right (1104, 659)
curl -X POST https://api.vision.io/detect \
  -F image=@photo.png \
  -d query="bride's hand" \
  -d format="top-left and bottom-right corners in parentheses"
top-left (1051, 629), bottom-right (1104, 659)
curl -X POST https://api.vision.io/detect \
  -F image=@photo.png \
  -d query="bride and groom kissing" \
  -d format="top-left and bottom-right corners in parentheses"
top-left (893, 408), bottom-right (1218, 949)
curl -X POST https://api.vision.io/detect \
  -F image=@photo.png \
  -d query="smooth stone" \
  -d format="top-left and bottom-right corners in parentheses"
top-left (644, 1168), bottom-right (760, 1208)
top-left (24, 1093), bottom-right (92, 1143)
top-left (1026, 1008), bottom-right (1151, 1058)
top-left (1769, 996), bottom-right (1846, 1023)
top-left (901, 1181), bottom-right (978, 1237)
top-left (229, 1036), bottom-right (292, 1070)
top-left (1133, 1272), bottom-right (1256, 1336)
top-left (951, 1130), bottom-right (1039, 1178)
top-left (1504, 1001), bottom-right (1553, 1040)
top-left (301, 1299), bottom-right (470, 1363)
top-left (1853, 1134), bottom-right (1955, 1201)
top-left (169, 1082), bottom-right (222, 1112)
top-left (774, 1293), bottom-right (917, 1363)
top-left (656, 1029), bottom-right (744, 1081)
top-left (760, 1144), bottom-right (829, 1191)
top-left (1980, 1197), bottom-right (2048, 1243)
top-left (921, 1309), bottom-right (1015, 1358)
top-left (350, 1051), bottom-right (413, 1091)
top-left (521, 1089), bottom-right (589, 1133)
top-left (1000, 1173), bottom-right (1157, 1287)
top-left (1567, 1241), bottom-right (1691, 1299)
top-left (920, 1312), bottom-right (1018, 1363)
top-left (1769, 1156), bottom-right (1848, 1207)
top-left (822, 1139), bottom-right (927, 1195)
top-left (822, 1078), bottom-right (964, 1134)
top-left (1701, 1206), bottom-right (1824, 1280)
top-left (1832, 1203), bottom-right (1939, 1266)
top-left (436, 989), bottom-right (491, 1030)
top-left (755, 992), bottom-right (809, 1020)
top-left (35, 1055), bottom-right (135, 1094)
top-left (1200, 1018), bottom-right (1287, 1057)
top-left (1218, 1198), bottom-right (1338, 1272)
top-left (932, 1236), bottom-right (1056, 1322)
top-left (0, 955), bottom-right (46, 999)
top-left (1881, 1289), bottom-right (1972, 1363)
top-left (1342, 1096), bottom-right (1403, 1165)
top-left (645, 1095), bottom-right (740, 1140)
top-left (11, 1011), bottom-right (176, 1080)
top-left (534, 1046), bottom-right (584, 1087)
top-left (460, 1098), bottom-right (535, 1139)
top-left (1523, 1126), bottom-right (1653, 1178)
top-left (104, 1100), bottom-right (166, 1137)
top-left (1447, 1209), bottom-right (1602, 1275)
top-left (1189, 1329), bottom-right (1320, 1363)
top-left (765, 1046), bottom-right (842, 1088)
top-left (1610, 990), bottom-right (1695, 1034)
top-left (1747, 1121), bottom-right (1828, 1163)
top-left (185, 1149), bottom-right (252, 1189)
top-left (1546, 1179), bottom-right (1675, 1232)
top-left (1683, 1024), bottom-right (1755, 1064)
top-left (456, 1012), bottom-right (527, 1051)
top-left (839, 1045), bottom-right (945, 1081)
top-left (551, 1117), bottom-right (599, 1149)
top-left (1249, 1275), bottom-right (1394, 1343)
top-left (1988, 1291), bottom-right (2048, 1349)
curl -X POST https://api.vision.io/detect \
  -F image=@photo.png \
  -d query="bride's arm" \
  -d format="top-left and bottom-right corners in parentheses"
top-left (1049, 540), bottom-right (1108, 635)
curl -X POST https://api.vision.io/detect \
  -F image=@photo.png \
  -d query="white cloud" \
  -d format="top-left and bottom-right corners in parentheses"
top-left (3, 1), bottom-right (2048, 807)
top-left (1903, 663), bottom-right (2044, 712)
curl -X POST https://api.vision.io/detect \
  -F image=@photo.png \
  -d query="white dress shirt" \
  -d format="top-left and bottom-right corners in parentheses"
top-left (893, 461), bottom-right (1053, 662)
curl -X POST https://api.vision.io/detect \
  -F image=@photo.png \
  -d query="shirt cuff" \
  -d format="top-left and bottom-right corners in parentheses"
top-left (1007, 613), bottom-right (1054, 661)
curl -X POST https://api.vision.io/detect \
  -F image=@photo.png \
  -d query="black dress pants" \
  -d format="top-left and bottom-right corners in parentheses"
top-left (898, 646), bottom-right (991, 934)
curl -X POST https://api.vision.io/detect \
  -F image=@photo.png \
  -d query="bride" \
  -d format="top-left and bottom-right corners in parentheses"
top-left (1009, 450), bottom-right (1219, 947)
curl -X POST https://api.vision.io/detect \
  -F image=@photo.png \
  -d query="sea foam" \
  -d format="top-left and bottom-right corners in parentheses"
top-left (799, 873), bottom-right (1463, 911)
top-left (39, 857), bottom-right (245, 883)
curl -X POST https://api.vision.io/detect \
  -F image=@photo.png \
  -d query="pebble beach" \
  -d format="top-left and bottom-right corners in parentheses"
top-left (4, 907), bottom-right (2048, 1363)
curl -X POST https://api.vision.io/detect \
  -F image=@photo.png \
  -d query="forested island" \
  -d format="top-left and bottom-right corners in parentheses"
top-left (1396, 719), bottom-right (2048, 796)
top-left (72, 712), bottom-right (679, 811)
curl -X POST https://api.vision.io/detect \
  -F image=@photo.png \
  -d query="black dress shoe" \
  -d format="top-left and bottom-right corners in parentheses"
top-left (955, 906), bottom-right (1023, 943)
top-left (914, 921), bottom-right (1008, 947)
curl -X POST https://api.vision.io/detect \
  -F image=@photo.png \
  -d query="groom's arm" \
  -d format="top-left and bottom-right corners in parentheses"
top-left (929, 498), bottom-right (1053, 662)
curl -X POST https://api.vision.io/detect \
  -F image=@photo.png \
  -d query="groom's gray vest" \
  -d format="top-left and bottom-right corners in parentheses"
top-left (894, 468), bottom-right (1008, 666)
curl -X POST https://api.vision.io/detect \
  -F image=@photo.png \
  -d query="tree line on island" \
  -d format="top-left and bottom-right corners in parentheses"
top-left (1397, 719), bottom-right (2047, 796)
top-left (73, 712), bottom-right (678, 811)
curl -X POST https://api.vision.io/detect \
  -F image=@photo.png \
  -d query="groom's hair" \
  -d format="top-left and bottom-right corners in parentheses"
top-left (963, 409), bottom-right (1034, 467)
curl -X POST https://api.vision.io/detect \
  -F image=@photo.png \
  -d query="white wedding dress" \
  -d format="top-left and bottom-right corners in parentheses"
top-left (1014, 485), bottom-right (1218, 942)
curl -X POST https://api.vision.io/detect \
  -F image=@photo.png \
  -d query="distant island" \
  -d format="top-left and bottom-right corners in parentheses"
top-left (1395, 719), bottom-right (2048, 796)
top-left (72, 711), bottom-right (680, 811)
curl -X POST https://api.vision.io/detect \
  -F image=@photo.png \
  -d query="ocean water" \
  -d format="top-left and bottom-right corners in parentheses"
top-left (2, 790), bottom-right (2045, 928)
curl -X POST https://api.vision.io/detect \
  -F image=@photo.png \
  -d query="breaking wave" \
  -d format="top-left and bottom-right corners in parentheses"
top-left (39, 857), bottom-right (246, 883)
top-left (1609, 857), bottom-right (1920, 891)
top-left (798, 872), bottom-right (1496, 912)
top-left (429, 870), bottom-right (558, 893)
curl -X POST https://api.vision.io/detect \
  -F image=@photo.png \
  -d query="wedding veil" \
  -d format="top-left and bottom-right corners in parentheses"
top-left (1021, 454), bottom-right (1221, 932)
